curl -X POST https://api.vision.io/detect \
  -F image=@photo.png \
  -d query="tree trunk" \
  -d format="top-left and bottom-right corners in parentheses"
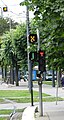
top-left (5, 65), bottom-right (7, 82)
top-left (15, 61), bottom-right (19, 86)
top-left (10, 65), bottom-right (14, 84)
top-left (1, 66), bottom-right (4, 81)
top-left (52, 69), bottom-right (55, 87)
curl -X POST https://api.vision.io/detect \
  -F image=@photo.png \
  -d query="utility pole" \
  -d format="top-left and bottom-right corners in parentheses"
top-left (26, 4), bottom-right (33, 106)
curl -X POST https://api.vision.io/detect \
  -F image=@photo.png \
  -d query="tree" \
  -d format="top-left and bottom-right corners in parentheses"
top-left (0, 17), bottom-right (18, 36)
top-left (20, 0), bottom-right (64, 70)
top-left (0, 17), bottom-right (18, 83)
top-left (1, 22), bottom-right (28, 86)
top-left (20, 0), bottom-right (64, 87)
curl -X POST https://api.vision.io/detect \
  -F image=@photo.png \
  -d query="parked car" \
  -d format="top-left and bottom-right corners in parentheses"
top-left (46, 74), bottom-right (57, 81)
top-left (46, 75), bottom-right (52, 81)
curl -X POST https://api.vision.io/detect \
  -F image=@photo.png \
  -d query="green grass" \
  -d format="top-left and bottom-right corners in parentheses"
top-left (33, 80), bottom-right (57, 86)
top-left (9, 96), bottom-right (63, 103)
top-left (43, 81), bottom-right (56, 86)
top-left (0, 109), bottom-right (13, 115)
top-left (0, 109), bottom-right (24, 120)
top-left (0, 89), bottom-right (63, 119)
top-left (0, 90), bottom-right (63, 103)
top-left (43, 81), bottom-right (52, 85)
top-left (43, 97), bottom-right (63, 102)
top-left (0, 90), bottom-right (50, 103)
top-left (0, 90), bottom-right (50, 97)
top-left (0, 109), bottom-right (24, 115)
top-left (0, 118), bottom-right (7, 120)
top-left (0, 90), bottom-right (30, 97)
top-left (0, 98), bottom-right (4, 103)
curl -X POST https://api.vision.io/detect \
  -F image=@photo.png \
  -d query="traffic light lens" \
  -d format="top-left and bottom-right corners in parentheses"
top-left (40, 52), bottom-right (44, 56)
top-left (3, 7), bottom-right (8, 12)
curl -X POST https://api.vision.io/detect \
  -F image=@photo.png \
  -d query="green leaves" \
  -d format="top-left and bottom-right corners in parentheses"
top-left (23, 0), bottom-right (64, 69)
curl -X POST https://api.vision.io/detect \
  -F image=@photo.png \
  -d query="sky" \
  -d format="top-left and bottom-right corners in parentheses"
top-left (0, 0), bottom-right (34, 23)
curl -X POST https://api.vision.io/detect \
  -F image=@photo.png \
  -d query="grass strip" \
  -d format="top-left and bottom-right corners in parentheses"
top-left (0, 90), bottom-right (63, 103)
top-left (0, 109), bottom-right (24, 120)
top-left (0, 90), bottom-right (50, 97)
top-left (9, 96), bottom-right (63, 103)
top-left (0, 109), bottom-right (24, 115)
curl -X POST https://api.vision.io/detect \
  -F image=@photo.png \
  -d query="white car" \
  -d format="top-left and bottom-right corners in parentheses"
top-left (46, 75), bottom-right (52, 80)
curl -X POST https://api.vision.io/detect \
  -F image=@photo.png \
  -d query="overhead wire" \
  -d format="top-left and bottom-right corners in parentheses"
top-left (0, 0), bottom-right (26, 22)
top-left (0, 0), bottom-right (20, 6)
top-left (0, 0), bottom-right (7, 6)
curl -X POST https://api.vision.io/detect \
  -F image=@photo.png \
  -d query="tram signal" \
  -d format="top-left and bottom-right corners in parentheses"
top-left (29, 34), bottom-right (37, 43)
top-left (29, 51), bottom-right (37, 61)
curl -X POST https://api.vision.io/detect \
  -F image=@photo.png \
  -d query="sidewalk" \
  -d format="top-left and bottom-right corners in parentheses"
top-left (35, 84), bottom-right (64, 120)
top-left (0, 101), bottom-right (64, 120)
top-left (0, 81), bottom-right (64, 120)
top-left (35, 101), bottom-right (64, 120)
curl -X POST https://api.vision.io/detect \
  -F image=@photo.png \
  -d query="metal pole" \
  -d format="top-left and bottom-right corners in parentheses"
top-left (37, 29), bottom-right (43, 116)
top-left (26, 5), bottom-right (30, 87)
top-left (56, 68), bottom-right (59, 105)
top-left (26, 5), bottom-right (33, 106)
top-left (30, 60), bottom-right (33, 106)
top-left (37, 29), bottom-right (40, 51)
top-left (39, 77), bottom-right (43, 116)
top-left (26, 5), bottom-right (30, 67)
top-left (0, 7), bottom-right (3, 18)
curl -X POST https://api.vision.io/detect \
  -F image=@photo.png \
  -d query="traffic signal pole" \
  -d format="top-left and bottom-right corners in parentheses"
top-left (37, 29), bottom-right (43, 116)
top-left (29, 60), bottom-right (33, 106)
top-left (26, 4), bottom-right (33, 106)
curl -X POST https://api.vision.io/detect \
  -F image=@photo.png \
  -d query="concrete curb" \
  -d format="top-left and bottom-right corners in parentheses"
top-left (22, 106), bottom-right (38, 120)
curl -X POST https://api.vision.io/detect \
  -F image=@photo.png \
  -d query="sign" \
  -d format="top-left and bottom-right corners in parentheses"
top-left (32, 70), bottom-right (37, 80)
top-left (29, 34), bottom-right (37, 43)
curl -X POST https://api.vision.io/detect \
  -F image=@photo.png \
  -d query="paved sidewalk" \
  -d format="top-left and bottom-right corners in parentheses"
top-left (0, 101), bottom-right (64, 120)
top-left (35, 113), bottom-right (49, 120)
top-left (0, 80), bottom-right (64, 120)
top-left (35, 101), bottom-right (64, 120)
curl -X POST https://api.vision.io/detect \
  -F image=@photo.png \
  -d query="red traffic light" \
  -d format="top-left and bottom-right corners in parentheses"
top-left (39, 51), bottom-right (44, 56)
top-left (38, 50), bottom-right (46, 72)
top-left (39, 50), bottom-right (45, 58)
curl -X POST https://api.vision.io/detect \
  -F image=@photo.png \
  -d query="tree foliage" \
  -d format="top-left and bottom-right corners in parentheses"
top-left (0, 17), bottom-right (18, 36)
top-left (0, 22), bottom-right (27, 69)
top-left (20, 0), bottom-right (64, 70)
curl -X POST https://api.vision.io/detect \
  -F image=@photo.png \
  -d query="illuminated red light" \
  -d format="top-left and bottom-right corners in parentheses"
top-left (40, 52), bottom-right (44, 56)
